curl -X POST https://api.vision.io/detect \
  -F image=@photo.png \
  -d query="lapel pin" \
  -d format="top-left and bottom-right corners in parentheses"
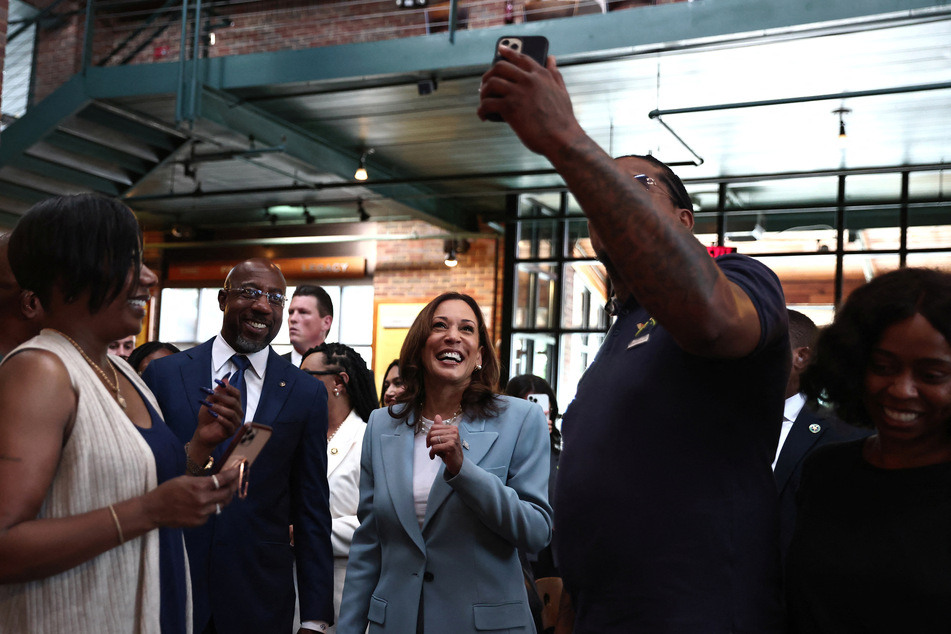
top-left (808, 423), bottom-right (821, 434)
top-left (279, 381), bottom-right (287, 387)
top-left (462, 440), bottom-right (470, 451)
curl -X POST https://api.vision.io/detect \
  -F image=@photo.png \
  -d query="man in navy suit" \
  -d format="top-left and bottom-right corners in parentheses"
top-left (773, 309), bottom-right (870, 564)
top-left (144, 257), bottom-right (333, 633)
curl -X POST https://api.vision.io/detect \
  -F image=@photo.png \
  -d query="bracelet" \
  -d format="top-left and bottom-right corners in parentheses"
top-left (108, 504), bottom-right (124, 545)
top-left (184, 442), bottom-right (214, 476)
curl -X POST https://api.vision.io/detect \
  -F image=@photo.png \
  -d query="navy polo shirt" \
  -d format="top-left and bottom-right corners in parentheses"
top-left (554, 254), bottom-right (790, 633)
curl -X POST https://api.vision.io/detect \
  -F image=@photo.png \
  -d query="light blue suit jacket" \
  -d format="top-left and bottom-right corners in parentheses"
top-left (337, 395), bottom-right (553, 633)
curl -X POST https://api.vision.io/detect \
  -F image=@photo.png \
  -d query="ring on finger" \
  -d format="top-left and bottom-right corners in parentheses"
top-left (215, 503), bottom-right (221, 515)
top-left (211, 474), bottom-right (221, 490)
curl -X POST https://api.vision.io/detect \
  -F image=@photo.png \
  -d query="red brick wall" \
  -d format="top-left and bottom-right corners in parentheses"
top-left (30, 0), bottom-right (83, 103)
top-left (30, 0), bottom-right (683, 102)
top-left (374, 219), bottom-right (502, 343)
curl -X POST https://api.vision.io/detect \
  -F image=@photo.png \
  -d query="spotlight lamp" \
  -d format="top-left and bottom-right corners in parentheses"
top-left (833, 107), bottom-right (851, 141)
top-left (354, 148), bottom-right (375, 181)
top-left (443, 238), bottom-right (468, 267)
top-left (357, 200), bottom-right (371, 222)
top-left (444, 245), bottom-right (458, 267)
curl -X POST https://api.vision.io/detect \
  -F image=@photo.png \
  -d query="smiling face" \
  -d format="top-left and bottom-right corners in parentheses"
top-left (219, 259), bottom-right (286, 354)
top-left (91, 258), bottom-right (156, 343)
top-left (864, 313), bottom-right (951, 449)
top-left (421, 299), bottom-right (484, 390)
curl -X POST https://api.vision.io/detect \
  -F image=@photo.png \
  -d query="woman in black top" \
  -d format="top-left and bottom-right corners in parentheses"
top-left (786, 267), bottom-right (951, 632)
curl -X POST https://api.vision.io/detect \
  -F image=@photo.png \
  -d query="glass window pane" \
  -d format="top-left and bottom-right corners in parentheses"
top-left (196, 288), bottom-right (225, 343)
top-left (905, 252), bottom-right (951, 272)
top-left (840, 254), bottom-right (901, 303)
top-left (518, 193), bottom-right (562, 218)
top-left (322, 286), bottom-right (342, 342)
top-left (510, 333), bottom-right (556, 385)
top-left (557, 332), bottom-right (605, 415)
top-left (909, 170), bottom-right (951, 199)
top-left (513, 263), bottom-right (558, 329)
top-left (566, 218), bottom-right (592, 260)
top-left (159, 288), bottom-right (199, 344)
top-left (517, 219), bottom-right (559, 259)
top-left (845, 173), bottom-right (903, 204)
top-left (340, 285), bottom-right (374, 346)
top-left (561, 262), bottom-right (610, 329)
top-left (758, 254), bottom-right (838, 306)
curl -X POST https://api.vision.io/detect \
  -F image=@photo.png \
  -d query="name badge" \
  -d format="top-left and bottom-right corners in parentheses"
top-left (627, 334), bottom-right (650, 349)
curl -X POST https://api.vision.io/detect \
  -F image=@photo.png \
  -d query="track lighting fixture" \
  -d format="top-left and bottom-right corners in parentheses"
top-left (444, 238), bottom-right (469, 267)
top-left (833, 107), bottom-right (851, 142)
top-left (444, 245), bottom-right (458, 267)
top-left (354, 149), bottom-right (375, 181)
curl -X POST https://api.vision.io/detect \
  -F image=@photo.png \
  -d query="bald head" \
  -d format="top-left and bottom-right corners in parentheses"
top-left (0, 234), bottom-right (43, 357)
top-left (218, 258), bottom-right (287, 353)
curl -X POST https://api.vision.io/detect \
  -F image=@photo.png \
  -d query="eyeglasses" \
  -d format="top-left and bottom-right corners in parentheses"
top-left (223, 287), bottom-right (287, 307)
top-left (304, 369), bottom-right (342, 377)
top-left (633, 174), bottom-right (684, 208)
top-left (633, 173), bottom-right (669, 194)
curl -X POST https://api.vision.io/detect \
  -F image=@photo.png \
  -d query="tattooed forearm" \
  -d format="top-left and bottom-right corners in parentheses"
top-left (551, 137), bottom-right (722, 314)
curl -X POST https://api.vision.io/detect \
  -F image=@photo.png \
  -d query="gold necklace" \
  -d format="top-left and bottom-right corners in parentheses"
top-left (50, 329), bottom-right (127, 409)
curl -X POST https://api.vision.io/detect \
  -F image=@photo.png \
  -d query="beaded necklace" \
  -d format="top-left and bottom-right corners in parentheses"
top-left (415, 406), bottom-right (462, 434)
top-left (49, 329), bottom-right (127, 409)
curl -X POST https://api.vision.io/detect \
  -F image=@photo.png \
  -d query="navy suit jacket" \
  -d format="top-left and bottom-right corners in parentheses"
top-left (774, 402), bottom-right (870, 564)
top-left (143, 339), bottom-right (333, 633)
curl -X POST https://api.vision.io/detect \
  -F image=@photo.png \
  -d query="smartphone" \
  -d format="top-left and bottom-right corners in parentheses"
top-left (487, 35), bottom-right (550, 122)
top-left (526, 393), bottom-right (550, 417)
top-left (213, 422), bottom-right (273, 498)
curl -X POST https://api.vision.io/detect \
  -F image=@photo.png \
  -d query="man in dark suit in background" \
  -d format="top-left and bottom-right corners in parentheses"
top-left (144, 257), bottom-right (333, 633)
top-left (773, 309), bottom-right (870, 563)
top-left (282, 285), bottom-right (333, 367)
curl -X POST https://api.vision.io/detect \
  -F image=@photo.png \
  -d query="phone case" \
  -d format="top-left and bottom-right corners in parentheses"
top-left (488, 36), bottom-right (550, 122)
top-left (213, 422), bottom-right (273, 474)
top-left (492, 35), bottom-right (549, 67)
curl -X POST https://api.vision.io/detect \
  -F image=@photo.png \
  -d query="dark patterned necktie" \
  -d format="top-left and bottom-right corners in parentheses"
top-left (230, 354), bottom-right (252, 421)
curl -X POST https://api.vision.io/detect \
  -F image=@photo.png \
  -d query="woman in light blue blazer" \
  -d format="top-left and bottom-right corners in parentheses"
top-left (338, 292), bottom-right (553, 633)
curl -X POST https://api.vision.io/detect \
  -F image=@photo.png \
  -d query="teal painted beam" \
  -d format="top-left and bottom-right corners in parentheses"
top-left (197, 87), bottom-right (478, 231)
top-left (81, 0), bottom-right (951, 98)
top-left (0, 75), bottom-right (91, 167)
top-left (199, 0), bottom-right (951, 90)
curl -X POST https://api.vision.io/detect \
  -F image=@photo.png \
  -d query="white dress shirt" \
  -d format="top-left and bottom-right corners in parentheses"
top-left (211, 334), bottom-right (270, 421)
top-left (413, 416), bottom-right (442, 527)
top-left (772, 392), bottom-right (807, 470)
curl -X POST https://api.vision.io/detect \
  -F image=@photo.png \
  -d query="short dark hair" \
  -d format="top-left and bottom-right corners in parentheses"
top-left (127, 341), bottom-right (181, 373)
top-left (302, 342), bottom-right (378, 422)
top-left (293, 285), bottom-right (333, 318)
top-left (803, 267), bottom-right (951, 428)
top-left (787, 309), bottom-right (818, 350)
top-left (393, 292), bottom-right (501, 424)
top-left (620, 154), bottom-right (693, 212)
top-left (8, 194), bottom-right (143, 313)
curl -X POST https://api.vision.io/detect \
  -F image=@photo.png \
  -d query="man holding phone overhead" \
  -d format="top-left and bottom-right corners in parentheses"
top-left (144, 257), bottom-right (333, 634)
top-left (479, 45), bottom-right (789, 632)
